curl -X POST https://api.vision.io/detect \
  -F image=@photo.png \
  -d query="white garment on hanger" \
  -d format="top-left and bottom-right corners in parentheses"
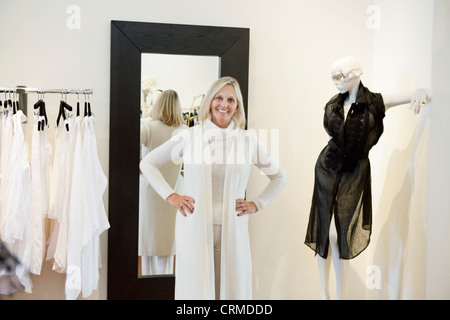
top-left (0, 109), bottom-right (13, 240)
top-left (79, 115), bottom-right (109, 297)
top-left (47, 118), bottom-right (75, 273)
top-left (65, 115), bottom-right (109, 300)
top-left (30, 115), bottom-right (52, 275)
top-left (0, 110), bottom-right (28, 295)
top-left (1, 110), bottom-right (32, 293)
top-left (0, 111), bottom-right (3, 188)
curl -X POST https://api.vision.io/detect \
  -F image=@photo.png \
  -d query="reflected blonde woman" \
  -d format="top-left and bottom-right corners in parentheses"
top-left (139, 89), bottom-right (186, 276)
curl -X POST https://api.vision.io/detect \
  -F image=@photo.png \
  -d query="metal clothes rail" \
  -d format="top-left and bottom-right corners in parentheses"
top-left (0, 86), bottom-right (93, 115)
top-left (0, 86), bottom-right (93, 95)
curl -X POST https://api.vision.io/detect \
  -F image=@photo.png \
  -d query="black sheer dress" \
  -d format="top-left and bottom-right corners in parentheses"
top-left (305, 82), bottom-right (385, 259)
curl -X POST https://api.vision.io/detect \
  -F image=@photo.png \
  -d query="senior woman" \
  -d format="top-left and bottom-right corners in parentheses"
top-left (140, 76), bottom-right (287, 300)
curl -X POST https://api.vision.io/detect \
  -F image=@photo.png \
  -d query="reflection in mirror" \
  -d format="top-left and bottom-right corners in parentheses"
top-left (138, 53), bottom-right (219, 277)
top-left (108, 20), bottom-right (249, 299)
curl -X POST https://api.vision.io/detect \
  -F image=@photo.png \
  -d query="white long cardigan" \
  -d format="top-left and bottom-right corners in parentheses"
top-left (140, 119), bottom-right (286, 300)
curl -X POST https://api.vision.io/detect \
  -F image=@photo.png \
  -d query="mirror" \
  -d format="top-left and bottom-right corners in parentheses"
top-left (138, 53), bottom-right (219, 277)
top-left (108, 20), bottom-right (249, 299)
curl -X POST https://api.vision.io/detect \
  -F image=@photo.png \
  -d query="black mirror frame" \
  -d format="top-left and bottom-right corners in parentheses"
top-left (108, 20), bottom-right (249, 299)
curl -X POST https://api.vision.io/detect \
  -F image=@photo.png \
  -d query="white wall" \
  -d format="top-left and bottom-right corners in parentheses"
top-left (427, 0), bottom-right (450, 300)
top-left (141, 53), bottom-right (219, 112)
top-left (0, 0), bottom-right (448, 300)
top-left (246, 0), bottom-right (375, 300)
top-left (362, 0), bottom-right (433, 300)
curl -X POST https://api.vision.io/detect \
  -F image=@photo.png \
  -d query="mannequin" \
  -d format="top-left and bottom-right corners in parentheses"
top-left (305, 56), bottom-right (431, 300)
top-left (141, 75), bottom-right (162, 119)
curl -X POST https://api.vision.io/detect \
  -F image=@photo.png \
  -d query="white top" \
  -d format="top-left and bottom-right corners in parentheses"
top-left (140, 118), bottom-right (287, 225)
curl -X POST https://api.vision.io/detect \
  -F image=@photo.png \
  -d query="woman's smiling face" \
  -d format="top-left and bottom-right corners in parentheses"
top-left (210, 84), bottom-right (238, 128)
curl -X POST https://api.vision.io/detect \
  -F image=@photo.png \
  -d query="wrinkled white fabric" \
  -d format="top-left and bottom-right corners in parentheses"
top-left (0, 110), bottom-right (13, 241)
top-left (48, 118), bottom-right (75, 273)
top-left (46, 121), bottom-right (68, 263)
top-left (30, 115), bottom-right (52, 275)
top-left (53, 118), bottom-right (79, 273)
top-left (79, 116), bottom-right (109, 298)
top-left (65, 116), bottom-right (109, 300)
top-left (0, 103), bottom-right (108, 299)
top-left (65, 115), bottom-right (84, 300)
top-left (1, 110), bottom-right (32, 293)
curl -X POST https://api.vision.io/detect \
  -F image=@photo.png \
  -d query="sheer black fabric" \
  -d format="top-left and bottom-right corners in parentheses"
top-left (305, 82), bottom-right (385, 259)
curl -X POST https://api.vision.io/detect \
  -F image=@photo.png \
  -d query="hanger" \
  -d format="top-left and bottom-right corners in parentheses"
top-left (84, 92), bottom-right (87, 116)
top-left (88, 93), bottom-right (92, 116)
top-left (3, 90), bottom-right (9, 109)
top-left (83, 92), bottom-right (92, 117)
top-left (41, 100), bottom-right (48, 130)
top-left (34, 94), bottom-right (42, 130)
top-left (34, 91), bottom-right (48, 131)
top-left (12, 92), bottom-right (19, 114)
top-left (16, 92), bottom-right (20, 112)
top-left (8, 89), bottom-right (12, 110)
top-left (57, 92), bottom-right (73, 131)
top-left (76, 92), bottom-right (80, 117)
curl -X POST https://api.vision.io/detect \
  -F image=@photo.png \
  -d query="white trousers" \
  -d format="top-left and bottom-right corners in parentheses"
top-left (140, 226), bottom-right (222, 296)
top-left (140, 255), bottom-right (174, 276)
top-left (213, 225), bottom-right (222, 299)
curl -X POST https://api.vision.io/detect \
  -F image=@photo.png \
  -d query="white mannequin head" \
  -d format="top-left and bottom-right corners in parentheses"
top-left (331, 56), bottom-right (363, 94)
top-left (141, 75), bottom-right (157, 93)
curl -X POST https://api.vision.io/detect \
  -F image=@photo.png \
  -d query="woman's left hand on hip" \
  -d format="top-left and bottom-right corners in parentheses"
top-left (236, 199), bottom-right (258, 216)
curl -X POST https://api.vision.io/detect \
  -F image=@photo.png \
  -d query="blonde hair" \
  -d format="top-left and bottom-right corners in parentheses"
top-left (198, 76), bottom-right (246, 129)
top-left (151, 89), bottom-right (184, 127)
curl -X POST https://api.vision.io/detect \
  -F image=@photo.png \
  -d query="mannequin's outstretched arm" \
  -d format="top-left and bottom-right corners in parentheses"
top-left (383, 88), bottom-right (432, 114)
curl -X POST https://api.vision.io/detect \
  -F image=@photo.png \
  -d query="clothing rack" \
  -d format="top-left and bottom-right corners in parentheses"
top-left (0, 86), bottom-right (93, 95)
top-left (0, 86), bottom-right (93, 116)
